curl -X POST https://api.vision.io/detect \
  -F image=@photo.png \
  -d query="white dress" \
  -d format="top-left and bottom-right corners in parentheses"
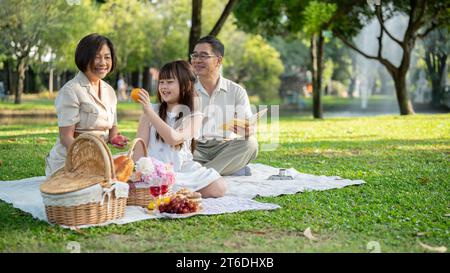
top-left (147, 106), bottom-right (221, 192)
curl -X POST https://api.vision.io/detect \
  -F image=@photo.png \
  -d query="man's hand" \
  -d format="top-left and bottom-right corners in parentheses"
top-left (230, 123), bottom-right (255, 139)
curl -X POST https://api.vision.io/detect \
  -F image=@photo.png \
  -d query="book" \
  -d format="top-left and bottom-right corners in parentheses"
top-left (221, 108), bottom-right (268, 130)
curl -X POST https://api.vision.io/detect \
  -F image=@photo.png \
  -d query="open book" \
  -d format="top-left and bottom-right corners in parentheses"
top-left (221, 108), bottom-right (268, 130)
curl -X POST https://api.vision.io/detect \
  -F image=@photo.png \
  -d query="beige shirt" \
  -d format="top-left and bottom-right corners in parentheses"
top-left (45, 71), bottom-right (117, 176)
top-left (194, 75), bottom-right (252, 141)
top-left (56, 71), bottom-right (117, 132)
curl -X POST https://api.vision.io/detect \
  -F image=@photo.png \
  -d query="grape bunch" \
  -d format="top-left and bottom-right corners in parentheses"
top-left (159, 196), bottom-right (199, 214)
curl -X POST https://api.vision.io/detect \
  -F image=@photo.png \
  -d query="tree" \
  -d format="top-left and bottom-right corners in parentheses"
top-left (303, 1), bottom-right (336, 117)
top-left (422, 28), bottom-right (449, 107)
top-left (188, 0), bottom-right (202, 57)
top-left (99, 0), bottom-right (152, 73)
top-left (333, 0), bottom-right (450, 115)
top-left (0, 0), bottom-right (77, 104)
top-left (223, 34), bottom-right (284, 102)
top-left (234, 0), bottom-right (355, 118)
top-left (40, 0), bottom-right (97, 94)
top-left (188, 0), bottom-right (238, 58)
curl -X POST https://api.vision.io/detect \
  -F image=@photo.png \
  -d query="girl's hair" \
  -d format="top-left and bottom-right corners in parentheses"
top-left (155, 60), bottom-right (197, 151)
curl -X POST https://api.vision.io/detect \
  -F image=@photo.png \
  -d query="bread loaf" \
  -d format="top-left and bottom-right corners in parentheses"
top-left (114, 155), bottom-right (134, 182)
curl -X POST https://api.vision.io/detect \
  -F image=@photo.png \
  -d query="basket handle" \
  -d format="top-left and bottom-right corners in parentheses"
top-left (65, 133), bottom-right (115, 182)
top-left (126, 138), bottom-right (148, 161)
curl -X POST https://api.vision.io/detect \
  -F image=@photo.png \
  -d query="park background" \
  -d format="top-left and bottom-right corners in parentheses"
top-left (0, 0), bottom-right (449, 253)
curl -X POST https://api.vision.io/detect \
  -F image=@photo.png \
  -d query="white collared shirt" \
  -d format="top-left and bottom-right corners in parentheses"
top-left (194, 75), bottom-right (252, 141)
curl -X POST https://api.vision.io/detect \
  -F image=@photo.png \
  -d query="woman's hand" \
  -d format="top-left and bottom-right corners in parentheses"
top-left (110, 133), bottom-right (129, 149)
top-left (59, 125), bottom-right (76, 149)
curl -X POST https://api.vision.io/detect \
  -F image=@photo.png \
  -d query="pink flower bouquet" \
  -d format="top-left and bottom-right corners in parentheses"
top-left (131, 157), bottom-right (176, 189)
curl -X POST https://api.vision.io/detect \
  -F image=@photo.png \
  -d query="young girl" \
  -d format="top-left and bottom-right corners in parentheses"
top-left (134, 60), bottom-right (227, 198)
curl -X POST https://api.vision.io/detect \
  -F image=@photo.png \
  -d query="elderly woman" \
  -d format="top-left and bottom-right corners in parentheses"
top-left (45, 33), bottom-right (128, 176)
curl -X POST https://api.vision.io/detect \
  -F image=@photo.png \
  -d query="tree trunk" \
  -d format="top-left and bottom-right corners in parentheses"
top-left (209, 0), bottom-right (237, 36)
top-left (15, 58), bottom-right (27, 104)
top-left (310, 32), bottom-right (324, 119)
top-left (393, 43), bottom-right (415, 115)
top-left (49, 67), bottom-right (54, 95)
top-left (143, 66), bottom-right (151, 92)
top-left (393, 71), bottom-right (415, 115)
top-left (131, 71), bottom-right (140, 88)
top-left (6, 59), bottom-right (13, 96)
top-left (426, 50), bottom-right (447, 107)
top-left (188, 0), bottom-right (202, 59)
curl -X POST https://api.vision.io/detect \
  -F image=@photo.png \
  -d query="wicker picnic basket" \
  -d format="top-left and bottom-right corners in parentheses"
top-left (126, 138), bottom-right (153, 207)
top-left (40, 133), bottom-right (127, 226)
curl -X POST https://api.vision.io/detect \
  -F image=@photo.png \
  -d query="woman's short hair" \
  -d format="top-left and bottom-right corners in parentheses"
top-left (74, 33), bottom-right (116, 73)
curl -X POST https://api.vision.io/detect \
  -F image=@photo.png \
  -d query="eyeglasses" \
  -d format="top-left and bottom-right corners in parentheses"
top-left (190, 53), bottom-right (218, 60)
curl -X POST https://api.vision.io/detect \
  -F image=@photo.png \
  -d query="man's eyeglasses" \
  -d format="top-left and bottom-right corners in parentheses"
top-left (190, 53), bottom-right (217, 60)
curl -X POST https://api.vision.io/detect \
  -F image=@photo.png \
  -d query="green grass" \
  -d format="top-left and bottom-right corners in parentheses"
top-left (0, 93), bottom-right (146, 115)
top-left (0, 114), bottom-right (449, 252)
top-left (0, 93), bottom-right (400, 115)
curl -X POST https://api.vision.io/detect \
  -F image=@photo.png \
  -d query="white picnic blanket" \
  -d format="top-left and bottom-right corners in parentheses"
top-left (0, 163), bottom-right (365, 228)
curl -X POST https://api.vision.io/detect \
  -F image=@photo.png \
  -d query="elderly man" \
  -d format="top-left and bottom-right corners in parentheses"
top-left (190, 35), bottom-right (258, 176)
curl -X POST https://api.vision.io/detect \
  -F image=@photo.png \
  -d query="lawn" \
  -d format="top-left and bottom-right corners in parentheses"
top-left (0, 93), bottom-right (401, 117)
top-left (0, 113), bottom-right (449, 253)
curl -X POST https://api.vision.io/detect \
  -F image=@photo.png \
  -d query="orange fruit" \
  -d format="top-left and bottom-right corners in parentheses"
top-left (130, 88), bottom-right (140, 103)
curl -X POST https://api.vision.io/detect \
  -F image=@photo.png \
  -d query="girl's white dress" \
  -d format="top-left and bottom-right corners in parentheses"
top-left (146, 106), bottom-right (221, 192)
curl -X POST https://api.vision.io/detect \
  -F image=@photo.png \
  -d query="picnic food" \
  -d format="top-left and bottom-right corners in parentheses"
top-left (130, 88), bottom-right (141, 103)
top-left (158, 195), bottom-right (200, 214)
top-left (147, 196), bottom-right (171, 210)
top-left (186, 192), bottom-right (202, 204)
top-left (114, 155), bottom-right (134, 182)
top-left (110, 134), bottom-right (128, 148)
top-left (176, 188), bottom-right (191, 196)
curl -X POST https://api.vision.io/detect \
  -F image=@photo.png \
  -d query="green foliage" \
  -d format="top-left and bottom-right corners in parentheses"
top-left (302, 1), bottom-right (337, 35)
top-left (223, 32), bottom-right (284, 102)
top-left (325, 37), bottom-right (352, 85)
top-left (97, 0), bottom-right (155, 72)
top-left (423, 28), bottom-right (450, 59)
top-left (145, 0), bottom-right (191, 68)
top-left (43, 1), bottom-right (98, 72)
top-left (322, 59), bottom-right (334, 85)
top-left (234, 0), bottom-right (355, 36)
top-left (269, 36), bottom-right (311, 76)
top-left (0, 0), bottom-right (72, 59)
top-left (233, 0), bottom-right (287, 36)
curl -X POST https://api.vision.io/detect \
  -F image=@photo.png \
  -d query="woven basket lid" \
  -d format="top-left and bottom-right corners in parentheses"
top-left (40, 133), bottom-right (116, 194)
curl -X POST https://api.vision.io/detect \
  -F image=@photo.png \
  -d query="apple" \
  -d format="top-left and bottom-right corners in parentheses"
top-left (110, 134), bottom-right (128, 148)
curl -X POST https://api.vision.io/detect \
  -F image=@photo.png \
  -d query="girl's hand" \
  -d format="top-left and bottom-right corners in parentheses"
top-left (137, 89), bottom-right (151, 105)
top-left (137, 89), bottom-right (154, 115)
